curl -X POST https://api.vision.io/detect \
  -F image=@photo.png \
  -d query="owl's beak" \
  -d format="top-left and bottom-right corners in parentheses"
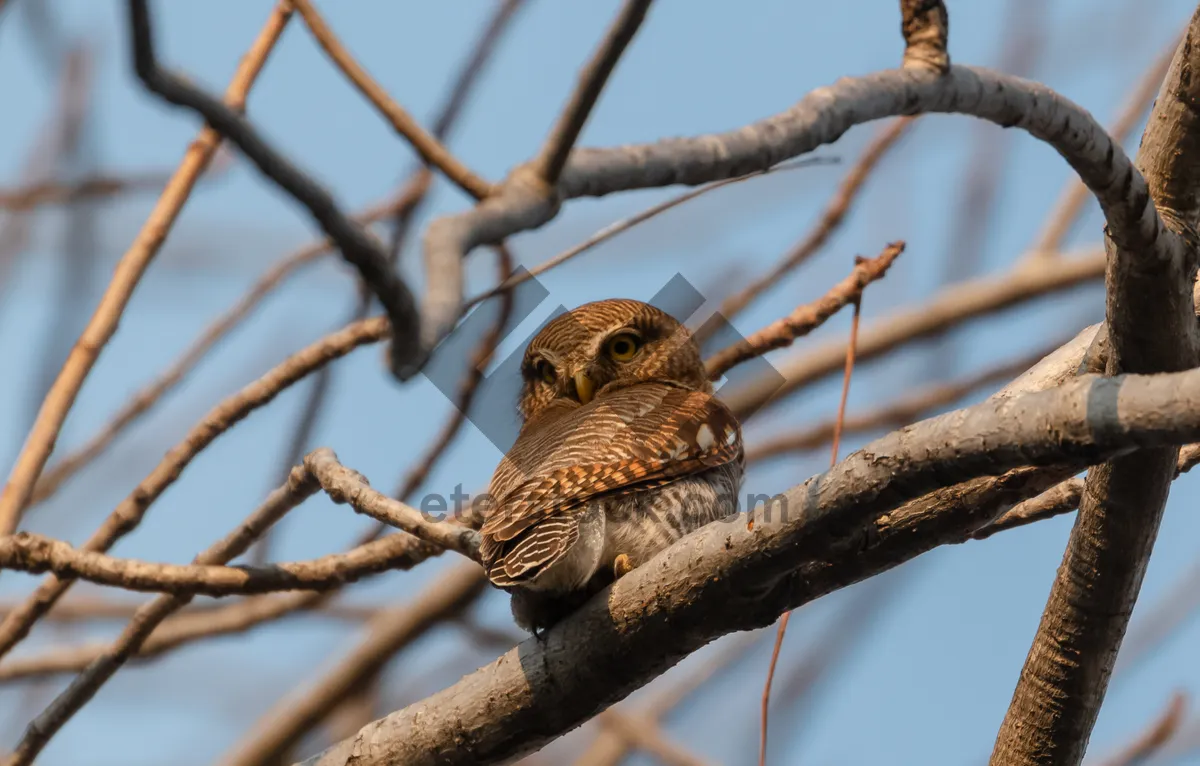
top-left (573, 371), bottom-right (595, 405)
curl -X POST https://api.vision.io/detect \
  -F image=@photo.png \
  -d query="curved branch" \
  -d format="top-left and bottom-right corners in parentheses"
top-left (127, 0), bottom-right (422, 378)
top-left (420, 62), bottom-right (1183, 355)
top-left (302, 363), bottom-right (1200, 766)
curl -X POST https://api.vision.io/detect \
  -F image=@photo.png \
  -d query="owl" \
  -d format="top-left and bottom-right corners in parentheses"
top-left (479, 299), bottom-right (745, 634)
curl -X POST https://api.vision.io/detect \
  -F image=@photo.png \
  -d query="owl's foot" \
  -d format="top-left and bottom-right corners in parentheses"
top-left (612, 553), bottom-right (634, 579)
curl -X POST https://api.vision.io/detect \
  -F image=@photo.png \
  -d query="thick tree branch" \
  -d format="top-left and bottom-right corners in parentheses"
top-left (991, 7), bottom-right (1200, 764)
top-left (126, 0), bottom-right (422, 379)
top-left (300, 364), bottom-right (1200, 765)
top-left (420, 58), bottom-right (1183, 355)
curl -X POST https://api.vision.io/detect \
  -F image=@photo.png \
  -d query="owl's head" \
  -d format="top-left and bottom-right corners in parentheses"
top-left (517, 299), bottom-right (710, 422)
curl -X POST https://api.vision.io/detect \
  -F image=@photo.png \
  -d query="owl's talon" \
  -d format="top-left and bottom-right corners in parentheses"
top-left (613, 553), bottom-right (634, 579)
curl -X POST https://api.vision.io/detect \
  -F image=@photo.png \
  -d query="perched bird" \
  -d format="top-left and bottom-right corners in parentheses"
top-left (480, 299), bottom-right (744, 634)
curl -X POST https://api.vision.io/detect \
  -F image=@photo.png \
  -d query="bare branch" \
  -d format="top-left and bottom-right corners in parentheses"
top-left (724, 249), bottom-right (1105, 418)
top-left (287, 0), bottom-right (491, 200)
top-left (991, 6), bottom-right (1200, 762)
top-left (0, 166), bottom-right (196, 210)
top-left (219, 564), bottom-right (486, 766)
top-left (533, 0), bottom-right (655, 185)
top-left (900, 0), bottom-right (949, 72)
top-left (710, 118), bottom-right (913, 332)
top-left (5, 464), bottom-right (320, 766)
top-left (0, 529), bottom-right (444, 597)
top-left (126, 0), bottom-right (421, 379)
top-left (0, 2), bottom-right (293, 537)
top-left (705, 242), bottom-right (904, 379)
top-left (0, 318), bottom-right (388, 662)
top-left (300, 362), bottom-right (1200, 765)
top-left (305, 448), bottom-right (482, 561)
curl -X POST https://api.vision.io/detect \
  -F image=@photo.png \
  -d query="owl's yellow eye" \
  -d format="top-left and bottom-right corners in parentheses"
top-left (606, 333), bottom-right (642, 361)
top-left (535, 360), bottom-right (556, 384)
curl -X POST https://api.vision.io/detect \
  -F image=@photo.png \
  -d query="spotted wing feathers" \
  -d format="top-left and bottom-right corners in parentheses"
top-left (480, 382), bottom-right (743, 587)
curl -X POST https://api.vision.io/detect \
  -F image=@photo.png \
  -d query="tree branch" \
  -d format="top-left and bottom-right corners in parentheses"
top-left (126, 0), bottom-right (422, 379)
top-left (305, 449), bottom-right (481, 561)
top-left (991, 5), bottom-right (1200, 763)
top-left (5, 464), bottom-right (320, 766)
top-left (0, 318), bottom-right (389, 662)
top-left (705, 242), bottom-right (903, 379)
top-left (300, 362), bottom-right (1200, 765)
top-left (0, 2), bottom-right (292, 537)
top-left (419, 56), bottom-right (1181, 353)
top-left (286, 0), bottom-right (492, 200)
top-left (532, 0), bottom-right (654, 185)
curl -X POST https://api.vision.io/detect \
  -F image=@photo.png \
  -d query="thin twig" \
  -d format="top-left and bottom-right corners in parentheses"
top-left (0, 42), bottom-right (93, 291)
top-left (759, 293), bottom-right (863, 766)
top-left (5, 464), bottom-right (321, 766)
top-left (127, 0), bottom-right (422, 378)
top-left (711, 118), bottom-right (912, 331)
top-left (1091, 692), bottom-right (1186, 766)
top-left (746, 340), bottom-right (1071, 464)
top-left (0, 528), bottom-right (444, 597)
top-left (218, 564), bottom-right (487, 766)
top-left (722, 248), bottom-right (1105, 420)
top-left (533, 0), bottom-right (654, 185)
top-left (287, 0), bottom-right (491, 200)
top-left (28, 193), bottom-right (406, 509)
top-left (0, 317), bottom-right (389, 662)
top-left (305, 449), bottom-right (482, 561)
top-left (707, 242), bottom-right (904, 379)
top-left (0, 168), bottom-right (187, 210)
top-left (0, 3), bottom-right (293, 536)
top-left (468, 157), bottom-right (835, 308)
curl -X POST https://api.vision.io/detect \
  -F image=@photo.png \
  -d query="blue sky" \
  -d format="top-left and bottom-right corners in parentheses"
top-left (1, 1), bottom-right (1199, 764)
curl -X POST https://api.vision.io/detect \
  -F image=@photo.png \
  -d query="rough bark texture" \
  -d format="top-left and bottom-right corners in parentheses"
top-left (297, 361), bottom-right (1200, 766)
top-left (990, 10), bottom-right (1200, 765)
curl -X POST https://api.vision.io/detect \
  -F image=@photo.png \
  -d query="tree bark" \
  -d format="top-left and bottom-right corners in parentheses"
top-left (990, 9), bottom-right (1200, 764)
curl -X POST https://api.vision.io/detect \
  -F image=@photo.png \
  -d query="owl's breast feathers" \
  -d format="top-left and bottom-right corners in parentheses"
top-left (479, 381), bottom-right (744, 588)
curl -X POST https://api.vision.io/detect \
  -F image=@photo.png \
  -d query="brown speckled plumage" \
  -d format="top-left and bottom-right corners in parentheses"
top-left (480, 299), bottom-right (744, 633)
